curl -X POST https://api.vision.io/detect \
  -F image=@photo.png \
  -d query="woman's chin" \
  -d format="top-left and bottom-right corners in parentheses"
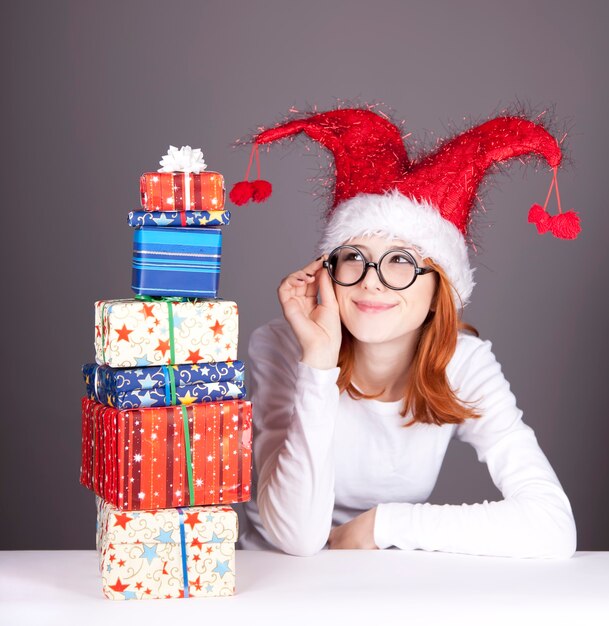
top-left (343, 320), bottom-right (394, 344)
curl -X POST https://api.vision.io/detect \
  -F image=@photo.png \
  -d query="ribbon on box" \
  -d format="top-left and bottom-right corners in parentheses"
top-left (161, 365), bottom-right (178, 406)
top-left (135, 296), bottom-right (184, 404)
top-left (177, 507), bottom-right (190, 598)
top-left (158, 146), bottom-right (206, 225)
top-left (183, 174), bottom-right (190, 224)
top-left (181, 406), bottom-right (195, 506)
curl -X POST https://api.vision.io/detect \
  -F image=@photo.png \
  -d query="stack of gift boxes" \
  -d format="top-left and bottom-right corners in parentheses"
top-left (80, 146), bottom-right (252, 600)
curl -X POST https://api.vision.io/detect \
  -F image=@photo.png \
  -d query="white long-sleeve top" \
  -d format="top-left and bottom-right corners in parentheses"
top-left (236, 316), bottom-right (577, 559)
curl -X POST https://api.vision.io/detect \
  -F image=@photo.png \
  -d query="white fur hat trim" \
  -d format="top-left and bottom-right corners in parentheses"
top-left (317, 189), bottom-right (476, 309)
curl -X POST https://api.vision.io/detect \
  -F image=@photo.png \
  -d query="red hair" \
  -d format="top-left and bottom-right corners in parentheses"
top-left (336, 258), bottom-right (482, 427)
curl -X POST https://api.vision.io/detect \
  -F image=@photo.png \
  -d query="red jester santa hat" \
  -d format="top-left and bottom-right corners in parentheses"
top-left (230, 107), bottom-right (581, 309)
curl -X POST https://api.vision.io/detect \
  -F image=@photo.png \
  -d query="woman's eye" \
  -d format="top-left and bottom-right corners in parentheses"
top-left (344, 252), bottom-right (363, 262)
top-left (390, 254), bottom-right (413, 264)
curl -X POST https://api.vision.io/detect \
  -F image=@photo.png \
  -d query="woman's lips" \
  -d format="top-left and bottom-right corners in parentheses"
top-left (353, 300), bottom-right (398, 313)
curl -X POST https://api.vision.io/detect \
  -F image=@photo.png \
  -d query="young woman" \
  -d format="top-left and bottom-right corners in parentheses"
top-left (232, 108), bottom-right (579, 558)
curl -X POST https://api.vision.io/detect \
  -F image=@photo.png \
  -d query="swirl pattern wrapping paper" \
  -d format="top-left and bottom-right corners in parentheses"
top-left (82, 360), bottom-right (246, 409)
top-left (94, 298), bottom-right (238, 368)
top-left (128, 209), bottom-right (231, 228)
top-left (96, 496), bottom-right (237, 600)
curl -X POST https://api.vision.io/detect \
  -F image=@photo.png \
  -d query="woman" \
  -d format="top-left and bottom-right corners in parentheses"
top-left (233, 108), bottom-right (579, 558)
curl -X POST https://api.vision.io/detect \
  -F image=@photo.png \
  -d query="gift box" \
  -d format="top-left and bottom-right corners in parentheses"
top-left (81, 397), bottom-right (252, 510)
top-left (97, 496), bottom-right (237, 600)
top-left (140, 171), bottom-right (224, 212)
top-left (95, 298), bottom-right (238, 368)
top-left (82, 361), bottom-right (246, 409)
top-left (132, 227), bottom-right (222, 298)
top-left (128, 210), bottom-right (231, 228)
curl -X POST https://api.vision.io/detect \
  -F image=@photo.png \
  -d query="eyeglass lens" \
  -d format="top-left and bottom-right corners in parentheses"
top-left (328, 247), bottom-right (416, 289)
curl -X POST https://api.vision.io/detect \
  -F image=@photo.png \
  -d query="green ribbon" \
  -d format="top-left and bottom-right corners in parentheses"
top-left (167, 302), bottom-right (176, 365)
top-left (181, 405), bottom-right (195, 506)
top-left (167, 365), bottom-right (177, 406)
top-left (134, 295), bottom-right (187, 366)
top-left (100, 302), bottom-right (108, 364)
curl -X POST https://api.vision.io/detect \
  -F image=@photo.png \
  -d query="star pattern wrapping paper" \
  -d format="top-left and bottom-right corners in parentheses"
top-left (94, 298), bottom-right (238, 368)
top-left (128, 210), bottom-right (231, 228)
top-left (81, 398), bottom-right (252, 510)
top-left (96, 496), bottom-right (237, 600)
top-left (82, 361), bottom-right (246, 409)
top-left (140, 171), bottom-right (225, 212)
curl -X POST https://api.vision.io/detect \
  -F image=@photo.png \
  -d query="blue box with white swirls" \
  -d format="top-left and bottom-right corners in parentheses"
top-left (82, 360), bottom-right (245, 409)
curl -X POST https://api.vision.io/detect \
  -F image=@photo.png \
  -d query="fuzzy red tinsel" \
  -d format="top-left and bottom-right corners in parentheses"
top-left (251, 179), bottom-right (272, 202)
top-left (229, 181), bottom-right (253, 206)
top-left (528, 204), bottom-right (581, 240)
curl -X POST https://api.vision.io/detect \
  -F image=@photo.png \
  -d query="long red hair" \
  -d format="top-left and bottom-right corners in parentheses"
top-left (336, 258), bottom-right (482, 427)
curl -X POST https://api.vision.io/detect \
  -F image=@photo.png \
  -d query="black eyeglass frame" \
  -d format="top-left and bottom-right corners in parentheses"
top-left (323, 245), bottom-right (436, 291)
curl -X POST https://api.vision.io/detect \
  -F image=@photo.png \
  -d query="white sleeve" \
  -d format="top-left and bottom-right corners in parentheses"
top-left (373, 337), bottom-right (577, 559)
top-left (248, 320), bottom-right (341, 557)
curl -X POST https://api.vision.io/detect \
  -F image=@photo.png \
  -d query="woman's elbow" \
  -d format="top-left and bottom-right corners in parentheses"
top-left (257, 490), bottom-right (331, 556)
top-left (263, 522), bottom-right (328, 556)
top-left (528, 501), bottom-right (577, 559)
top-left (548, 517), bottom-right (577, 559)
top-left (278, 537), bottom-right (327, 557)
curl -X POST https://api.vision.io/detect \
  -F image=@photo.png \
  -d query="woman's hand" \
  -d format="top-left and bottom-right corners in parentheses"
top-left (277, 255), bottom-right (342, 370)
top-left (327, 507), bottom-right (379, 550)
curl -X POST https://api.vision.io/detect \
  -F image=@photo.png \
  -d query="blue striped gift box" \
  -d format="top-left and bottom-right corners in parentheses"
top-left (131, 227), bottom-right (222, 297)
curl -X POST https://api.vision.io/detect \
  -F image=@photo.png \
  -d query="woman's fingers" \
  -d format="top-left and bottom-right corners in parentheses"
top-left (277, 258), bottom-right (325, 300)
top-left (317, 257), bottom-right (339, 309)
top-left (278, 274), bottom-right (313, 305)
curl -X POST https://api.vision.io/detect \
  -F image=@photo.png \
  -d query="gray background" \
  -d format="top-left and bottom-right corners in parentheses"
top-left (1, 0), bottom-right (607, 550)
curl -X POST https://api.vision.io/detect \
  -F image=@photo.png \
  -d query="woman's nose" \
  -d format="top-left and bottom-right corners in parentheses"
top-left (360, 263), bottom-right (385, 291)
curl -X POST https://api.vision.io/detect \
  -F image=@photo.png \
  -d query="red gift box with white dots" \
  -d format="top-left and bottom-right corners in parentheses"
top-left (81, 397), bottom-right (252, 511)
top-left (140, 171), bottom-right (225, 212)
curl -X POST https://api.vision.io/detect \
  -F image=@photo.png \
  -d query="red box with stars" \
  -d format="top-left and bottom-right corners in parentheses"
top-left (140, 171), bottom-right (225, 212)
top-left (81, 397), bottom-right (252, 510)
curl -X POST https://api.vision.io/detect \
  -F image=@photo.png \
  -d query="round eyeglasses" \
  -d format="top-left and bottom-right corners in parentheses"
top-left (323, 245), bottom-right (436, 291)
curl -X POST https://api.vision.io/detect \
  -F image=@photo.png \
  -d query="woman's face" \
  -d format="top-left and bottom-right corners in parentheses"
top-left (332, 235), bottom-right (438, 345)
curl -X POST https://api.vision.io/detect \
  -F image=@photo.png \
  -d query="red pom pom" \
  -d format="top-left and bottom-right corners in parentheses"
top-left (251, 179), bottom-right (273, 203)
top-left (229, 181), bottom-right (254, 206)
top-left (550, 210), bottom-right (581, 240)
top-left (528, 204), bottom-right (551, 233)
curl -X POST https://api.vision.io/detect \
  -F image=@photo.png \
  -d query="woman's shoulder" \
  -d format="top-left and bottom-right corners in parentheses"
top-left (455, 329), bottom-right (491, 350)
top-left (450, 330), bottom-right (495, 375)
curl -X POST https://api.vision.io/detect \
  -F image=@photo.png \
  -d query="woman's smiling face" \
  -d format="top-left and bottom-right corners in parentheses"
top-left (332, 235), bottom-right (438, 345)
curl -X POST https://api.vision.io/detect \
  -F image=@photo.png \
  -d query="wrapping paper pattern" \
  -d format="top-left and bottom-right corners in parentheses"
top-left (97, 497), bottom-right (237, 599)
top-left (81, 398), bottom-right (252, 510)
top-left (83, 361), bottom-right (245, 409)
top-left (128, 210), bottom-right (231, 228)
top-left (132, 227), bottom-right (222, 298)
top-left (85, 377), bottom-right (245, 409)
top-left (94, 298), bottom-right (238, 368)
top-left (140, 171), bottom-right (224, 212)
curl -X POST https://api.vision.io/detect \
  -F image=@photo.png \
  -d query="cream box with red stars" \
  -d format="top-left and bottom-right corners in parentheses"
top-left (94, 298), bottom-right (238, 368)
top-left (96, 496), bottom-right (238, 600)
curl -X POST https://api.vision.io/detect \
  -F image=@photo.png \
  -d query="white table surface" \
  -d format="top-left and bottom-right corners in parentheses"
top-left (1, 550), bottom-right (608, 626)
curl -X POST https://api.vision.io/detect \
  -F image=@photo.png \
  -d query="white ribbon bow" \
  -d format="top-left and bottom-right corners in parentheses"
top-left (158, 145), bottom-right (207, 173)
